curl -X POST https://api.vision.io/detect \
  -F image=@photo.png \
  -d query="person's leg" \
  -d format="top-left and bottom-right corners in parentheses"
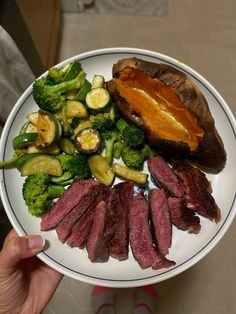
top-left (133, 285), bottom-right (158, 314)
top-left (91, 286), bottom-right (116, 314)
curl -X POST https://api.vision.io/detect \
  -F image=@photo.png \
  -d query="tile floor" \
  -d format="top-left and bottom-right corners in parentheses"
top-left (43, 1), bottom-right (236, 313)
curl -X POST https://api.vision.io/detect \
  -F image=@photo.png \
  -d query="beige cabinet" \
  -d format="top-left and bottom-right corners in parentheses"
top-left (16, 0), bottom-right (61, 70)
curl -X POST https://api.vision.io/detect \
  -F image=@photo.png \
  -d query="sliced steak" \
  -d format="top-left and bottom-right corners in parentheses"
top-left (40, 179), bottom-right (98, 231)
top-left (148, 156), bottom-right (185, 197)
top-left (86, 201), bottom-right (110, 262)
top-left (102, 189), bottom-right (120, 247)
top-left (149, 188), bottom-right (172, 256)
top-left (172, 160), bottom-right (221, 222)
top-left (56, 183), bottom-right (109, 243)
top-left (67, 212), bottom-right (94, 248)
top-left (109, 181), bottom-right (134, 260)
top-left (129, 192), bottom-right (175, 270)
top-left (168, 197), bottom-right (201, 233)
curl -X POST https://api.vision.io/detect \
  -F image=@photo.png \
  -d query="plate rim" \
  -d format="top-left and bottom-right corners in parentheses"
top-left (1, 47), bottom-right (236, 287)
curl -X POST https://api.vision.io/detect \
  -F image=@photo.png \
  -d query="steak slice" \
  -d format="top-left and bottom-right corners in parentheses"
top-left (148, 156), bottom-right (185, 197)
top-left (56, 183), bottom-right (109, 243)
top-left (168, 197), bottom-right (201, 234)
top-left (40, 179), bottom-right (98, 231)
top-left (172, 160), bottom-right (221, 222)
top-left (102, 189), bottom-right (120, 247)
top-left (149, 188), bottom-right (172, 256)
top-left (86, 201), bottom-right (110, 263)
top-left (109, 181), bottom-right (134, 260)
top-left (67, 212), bottom-right (94, 248)
top-left (129, 192), bottom-right (175, 270)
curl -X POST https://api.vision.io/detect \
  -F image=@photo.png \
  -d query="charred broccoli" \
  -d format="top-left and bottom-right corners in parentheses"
top-left (116, 118), bottom-right (144, 148)
top-left (22, 173), bottom-right (64, 216)
top-left (33, 70), bottom-right (86, 113)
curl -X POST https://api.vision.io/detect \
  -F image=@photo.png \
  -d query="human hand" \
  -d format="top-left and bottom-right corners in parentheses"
top-left (0, 229), bottom-right (63, 314)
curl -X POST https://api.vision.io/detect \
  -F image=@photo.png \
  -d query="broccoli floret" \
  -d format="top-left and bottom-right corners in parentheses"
top-left (116, 118), bottom-right (144, 148)
top-left (47, 67), bottom-right (64, 84)
top-left (57, 153), bottom-right (91, 179)
top-left (90, 113), bottom-right (114, 131)
top-left (101, 130), bottom-right (119, 164)
top-left (22, 173), bottom-right (64, 216)
top-left (47, 61), bottom-right (82, 84)
top-left (90, 104), bottom-right (120, 131)
top-left (121, 146), bottom-right (145, 170)
top-left (33, 70), bottom-right (86, 113)
top-left (141, 144), bottom-right (155, 160)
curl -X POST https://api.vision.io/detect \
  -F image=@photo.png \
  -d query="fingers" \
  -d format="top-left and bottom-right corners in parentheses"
top-left (0, 229), bottom-right (45, 271)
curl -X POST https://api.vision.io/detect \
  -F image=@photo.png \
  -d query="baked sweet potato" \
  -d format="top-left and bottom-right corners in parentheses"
top-left (107, 57), bottom-right (226, 173)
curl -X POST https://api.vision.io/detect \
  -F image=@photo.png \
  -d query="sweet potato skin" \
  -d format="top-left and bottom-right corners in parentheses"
top-left (107, 57), bottom-right (226, 173)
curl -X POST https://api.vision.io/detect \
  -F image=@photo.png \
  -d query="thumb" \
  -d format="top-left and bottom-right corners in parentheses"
top-left (0, 229), bottom-right (45, 270)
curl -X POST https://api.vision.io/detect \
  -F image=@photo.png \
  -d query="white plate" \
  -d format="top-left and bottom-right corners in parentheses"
top-left (0, 47), bottom-right (236, 288)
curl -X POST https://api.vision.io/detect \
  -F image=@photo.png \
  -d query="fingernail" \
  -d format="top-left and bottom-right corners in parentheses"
top-left (27, 235), bottom-right (45, 250)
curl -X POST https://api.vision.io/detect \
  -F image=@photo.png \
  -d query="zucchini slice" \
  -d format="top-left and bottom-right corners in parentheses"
top-left (36, 111), bottom-right (61, 148)
top-left (12, 133), bottom-right (38, 149)
top-left (86, 88), bottom-right (110, 112)
top-left (65, 100), bottom-right (88, 119)
top-left (20, 121), bottom-right (37, 134)
top-left (27, 144), bottom-right (60, 155)
top-left (20, 122), bottom-right (29, 134)
top-left (88, 154), bottom-right (114, 186)
top-left (20, 154), bottom-right (63, 176)
top-left (58, 138), bottom-right (76, 155)
top-left (112, 163), bottom-right (148, 185)
top-left (72, 119), bottom-right (92, 138)
top-left (92, 75), bottom-right (105, 89)
top-left (65, 89), bottom-right (78, 100)
top-left (25, 123), bottom-right (38, 133)
top-left (27, 112), bottom-right (38, 125)
top-left (75, 127), bottom-right (101, 153)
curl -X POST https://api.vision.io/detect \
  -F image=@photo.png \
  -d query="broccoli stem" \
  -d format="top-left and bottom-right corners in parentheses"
top-left (45, 71), bottom-right (86, 94)
top-left (113, 141), bottom-right (125, 159)
top-left (0, 155), bottom-right (21, 168)
top-left (62, 61), bottom-right (82, 81)
top-left (61, 102), bottom-right (72, 136)
top-left (47, 185), bottom-right (65, 198)
top-left (105, 137), bottom-right (116, 164)
top-left (116, 118), bottom-right (129, 133)
top-left (51, 171), bottom-right (74, 184)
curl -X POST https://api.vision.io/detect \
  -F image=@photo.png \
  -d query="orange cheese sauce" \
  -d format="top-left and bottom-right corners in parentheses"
top-left (114, 68), bottom-right (204, 151)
